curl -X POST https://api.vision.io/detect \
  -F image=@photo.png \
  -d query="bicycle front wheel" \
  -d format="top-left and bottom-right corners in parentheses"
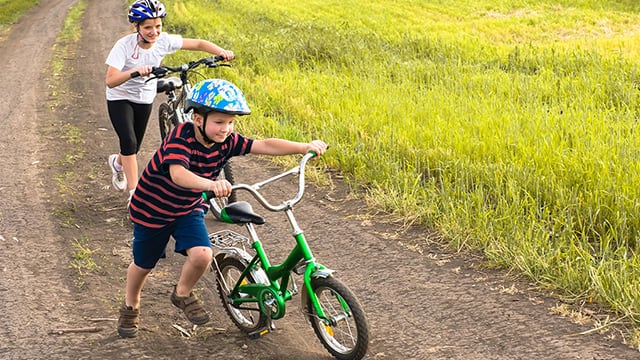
top-left (308, 277), bottom-right (369, 360)
top-left (158, 103), bottom-right (178, 140)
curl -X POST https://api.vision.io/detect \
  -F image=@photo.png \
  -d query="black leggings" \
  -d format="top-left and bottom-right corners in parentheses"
top-left (107, 100), bottom-right (153, 156)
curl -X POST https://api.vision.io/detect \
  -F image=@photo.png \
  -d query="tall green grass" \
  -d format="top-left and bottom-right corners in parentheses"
top-left (0, 0), bottom-right (40, 38)
top-left (0, 0), bottom-right (39, 24)
top-left (162, 0), bottom-right (640, 329)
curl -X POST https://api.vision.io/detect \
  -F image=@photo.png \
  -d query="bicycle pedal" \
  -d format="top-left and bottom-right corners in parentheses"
top-left (248, 326), bottom-right (271, 339)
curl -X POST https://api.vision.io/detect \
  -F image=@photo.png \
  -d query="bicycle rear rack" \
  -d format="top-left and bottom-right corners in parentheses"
top-left (209, 229), bottom-right (251, 250)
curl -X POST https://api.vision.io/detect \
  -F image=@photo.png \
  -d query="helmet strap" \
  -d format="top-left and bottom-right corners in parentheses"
top-left (136, 27), bottom-right (150, 44)
top-left (197, 115), bottom-right (216, 145)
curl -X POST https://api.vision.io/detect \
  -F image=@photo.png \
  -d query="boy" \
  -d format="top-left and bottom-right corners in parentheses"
top-left (117, 78), bottom-right (327, 338)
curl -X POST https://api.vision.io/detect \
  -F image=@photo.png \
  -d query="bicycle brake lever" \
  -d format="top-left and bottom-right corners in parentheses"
top-left (151, 67), bottom-right (168, 77)
top-left (142, 67), bottom-right (169, 83)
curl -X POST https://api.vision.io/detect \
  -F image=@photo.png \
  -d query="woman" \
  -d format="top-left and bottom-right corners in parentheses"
top-left (105, 0), bottom-right (234, 203)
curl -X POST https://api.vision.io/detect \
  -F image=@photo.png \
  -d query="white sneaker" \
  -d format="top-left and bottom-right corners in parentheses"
top-left (127, 189), bottom-right (134, 208)
top-left (109, 154), bottom-right (127, 191)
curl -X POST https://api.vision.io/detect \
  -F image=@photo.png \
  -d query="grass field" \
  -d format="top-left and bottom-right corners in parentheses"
top-left (160, 0), bottom-right (640, 335)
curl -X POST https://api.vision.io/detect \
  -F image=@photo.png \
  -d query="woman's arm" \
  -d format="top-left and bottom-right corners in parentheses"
top-left (181, 38), bottom-right (234, 61)
top-left (105, 65), bottom-right (153, 88)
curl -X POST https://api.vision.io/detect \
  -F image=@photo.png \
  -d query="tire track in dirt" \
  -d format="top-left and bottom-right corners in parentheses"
top-left (0, 0), bottom-right (91, 357)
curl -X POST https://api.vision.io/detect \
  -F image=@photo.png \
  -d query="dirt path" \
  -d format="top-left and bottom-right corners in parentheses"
top-left (1, 0), bottom-right (639, 359)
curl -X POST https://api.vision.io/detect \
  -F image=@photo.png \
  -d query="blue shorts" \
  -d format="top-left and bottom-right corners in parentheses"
top-left (132, 210), bottom-right (211, 269)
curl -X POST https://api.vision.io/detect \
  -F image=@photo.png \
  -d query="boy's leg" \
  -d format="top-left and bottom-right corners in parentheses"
top-left (171, 246), bottom-right (212, 325)
top-left (171, 211), bottom-right (212, 325)
top-left (118, 262), bottom-right (152, 338)
top-left (118, 223), bottom-right (171, 337)
top-left (125, 262), bottom-right (152, 308)
top-left (175, 246), bottom-right (213, 296)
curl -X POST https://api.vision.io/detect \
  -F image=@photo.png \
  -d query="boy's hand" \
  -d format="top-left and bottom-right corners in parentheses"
top-left (209, 179), bottom-right (232, 197)
top-left (306, 140), bottom-right (328, 156)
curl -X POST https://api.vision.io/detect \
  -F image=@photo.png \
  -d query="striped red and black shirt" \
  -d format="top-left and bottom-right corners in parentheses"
top-left (129, 122), bottom-right (253, 228)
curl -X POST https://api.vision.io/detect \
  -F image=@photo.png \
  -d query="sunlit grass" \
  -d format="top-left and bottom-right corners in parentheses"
top-left (0, 0), bottom-right (38, 24)
top-left (0, 0), bottom-right (39, 39)
top-left (161, 0), bottom-right (640, 328)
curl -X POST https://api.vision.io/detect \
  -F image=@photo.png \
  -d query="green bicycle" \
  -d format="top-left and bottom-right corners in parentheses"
top-left (203, 152), bottom-right (369, 360)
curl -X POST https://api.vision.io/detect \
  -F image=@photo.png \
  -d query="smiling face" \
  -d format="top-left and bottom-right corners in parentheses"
top-left (194, 112), bottom-right (236, 146)
top-left (136, 18), bottom-right (162, 44)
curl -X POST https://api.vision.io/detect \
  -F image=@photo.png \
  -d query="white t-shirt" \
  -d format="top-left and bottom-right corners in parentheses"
top-left (105, 32), bottom-right (183, 104)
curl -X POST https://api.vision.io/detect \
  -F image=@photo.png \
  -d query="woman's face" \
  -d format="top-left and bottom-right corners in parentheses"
top-left (137, 18), bottom-right (162, 43)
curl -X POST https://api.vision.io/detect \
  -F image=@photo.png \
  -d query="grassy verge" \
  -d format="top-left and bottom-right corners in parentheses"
top-left (162, 0), bottom-right (640, 343)
top-left (45, 0), bottom-right (96, 288)
top-left (0, 0), bottom-right (40, 39)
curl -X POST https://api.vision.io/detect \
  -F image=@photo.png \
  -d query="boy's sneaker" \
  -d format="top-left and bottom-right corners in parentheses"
top-left (108, 154), bottom-right (127, 191)
top-left (170, 285), bottom-right (210, 325)
top-left (117, 302), bottom-right (139, 338)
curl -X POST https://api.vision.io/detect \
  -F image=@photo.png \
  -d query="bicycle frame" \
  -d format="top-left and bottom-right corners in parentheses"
top-left (206, 152), bottom-right (336, 323)
top-left (157, 66), bottom-right (192, 124)
top-left (153, 56), bottom-right (230, 131)
top-left (206, 153), bottom-right (369, 360)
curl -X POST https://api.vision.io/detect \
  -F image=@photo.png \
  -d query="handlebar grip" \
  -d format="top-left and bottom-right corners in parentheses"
top-left (131, 67), bottom-right (163, 78)
top-left (202, 191), bottom-right (216, 201)
top-left (308, 144), bottom-right (329, 158)
top-left (213, 55), bottom-right (225, 62)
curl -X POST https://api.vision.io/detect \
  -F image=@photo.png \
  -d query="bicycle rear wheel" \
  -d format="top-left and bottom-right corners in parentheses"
top-left (158, 103), bottom-right (178, 140)
top-left (308, 277), bottom-right (369, 360)
top-left (215, 257), bottom-right (268, 334)
top-left (218, 161), bottom-right (237, 204)
top-left (210, 161), bottom-right (237, 209)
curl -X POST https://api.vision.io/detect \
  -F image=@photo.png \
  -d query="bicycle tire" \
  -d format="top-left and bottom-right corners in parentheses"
top-left (158, 102), bottom-right (178, 140)
top-left (210, 161), bottom-right (237, 209)
top-left (308, 276), bottom-right (369, 360)
top-left (221, 160), bottom-right (237, 204)
top-left (215, 257), bottom-right (269, 334)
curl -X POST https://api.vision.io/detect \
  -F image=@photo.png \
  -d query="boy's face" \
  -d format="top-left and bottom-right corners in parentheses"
top-left (195, 112), bottom-right (236, 145)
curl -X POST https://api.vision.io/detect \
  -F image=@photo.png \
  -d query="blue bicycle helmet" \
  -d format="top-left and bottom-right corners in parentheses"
top-left (185, 79), bottom-right (251, 116)
top-left (128, 0), bottom-right (167, 23)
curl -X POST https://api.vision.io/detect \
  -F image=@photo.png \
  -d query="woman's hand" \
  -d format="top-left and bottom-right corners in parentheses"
top-left (218, 49), bottom-right (234, 61)
top-left (132, 65), bottom-right (153, 77)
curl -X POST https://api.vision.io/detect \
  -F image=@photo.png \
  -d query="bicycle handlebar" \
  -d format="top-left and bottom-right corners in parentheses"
top-left (203, 151), bottom-right (318, 213)
top-left (130, 55), bottom-right (229, 80)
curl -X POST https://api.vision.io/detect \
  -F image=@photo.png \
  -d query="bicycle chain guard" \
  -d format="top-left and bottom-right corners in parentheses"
top-left (258, 287), bottom-right (286, 320)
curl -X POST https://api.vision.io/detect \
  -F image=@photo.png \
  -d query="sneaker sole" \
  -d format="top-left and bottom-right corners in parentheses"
top-left (108, 154), bottom-right (127, 191)
top-left (117, 327), bottom-right (138, 338)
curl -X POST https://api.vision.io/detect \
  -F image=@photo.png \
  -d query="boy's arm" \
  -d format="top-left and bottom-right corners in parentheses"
top-left (250, 139), bottom-right (327, 156)
top-left (181, 38), bottom-right (234, 61)
top-left (169, 164), bottom-right (232, 197)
